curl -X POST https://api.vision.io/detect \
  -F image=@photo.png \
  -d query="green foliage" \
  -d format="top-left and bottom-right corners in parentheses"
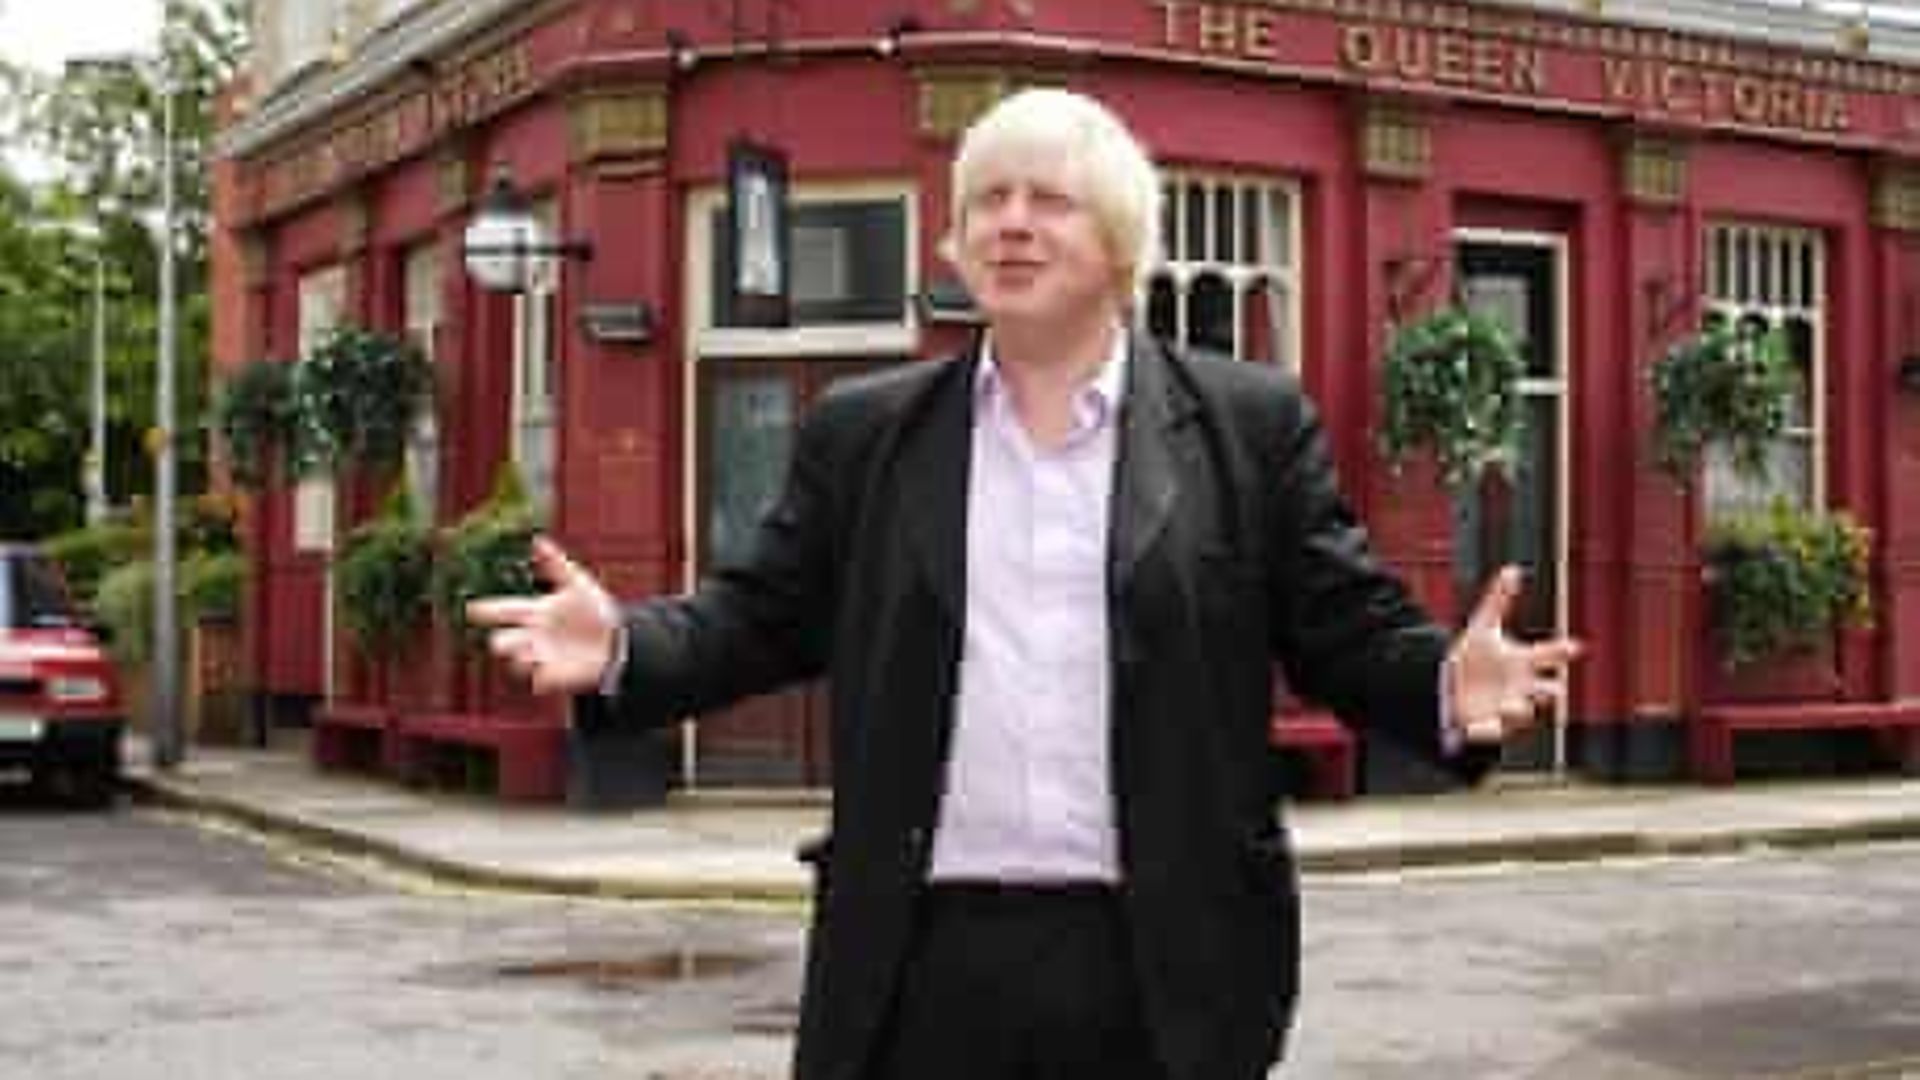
top-left (1651, 318), bottom-right (1795, 482)
top-left (1704, 502), bottom-right (1872, 669)
top-left (182, 550), bottom-right (247, 622)
top-left (290, 326), bottom-right (436, 477)
top-left (435, 463), bottom-right (543, 646)
top-left (213, 359), bottom-right (296, 488)
top-left (0, 1), bottom-right (249, 536)
top-left (41, 520), bottom-right (150, 609)
top-left (94, 559), bottom-right (156, 666)
top-left (1379, 306), bottom-right (1527, 489)
top-left (337, 480), bottom-right (436, 652)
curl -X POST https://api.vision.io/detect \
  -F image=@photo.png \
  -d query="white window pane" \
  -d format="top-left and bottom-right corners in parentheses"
top-left (1264, 188), bottom-right (1292, 269)
top-left (1705, 439), bottom-right (1811, 517)
top-left (792, 223), bottom-right (850, 305)
top-left (294, 478), bottom-right (335, 552)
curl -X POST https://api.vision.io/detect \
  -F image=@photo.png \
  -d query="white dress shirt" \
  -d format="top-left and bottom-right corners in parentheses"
top-left (927, 333), bottom-right (1129, 884)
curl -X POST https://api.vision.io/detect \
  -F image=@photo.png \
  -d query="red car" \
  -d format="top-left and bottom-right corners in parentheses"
top-left (0, 544), bottom-right (123, 806)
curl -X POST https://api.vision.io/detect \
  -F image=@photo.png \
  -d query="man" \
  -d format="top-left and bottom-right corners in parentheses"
top-left (471, 88), bottom-right (1581, 1080)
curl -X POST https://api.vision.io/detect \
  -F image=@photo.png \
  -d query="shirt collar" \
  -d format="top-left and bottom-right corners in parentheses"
top-left (973, 328), bottom-right (1130, 430)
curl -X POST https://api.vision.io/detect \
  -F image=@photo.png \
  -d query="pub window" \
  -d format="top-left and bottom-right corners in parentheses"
top-left (691, 183), bottom-right (918, 357)
top-left (511, 200), bottom-right (560, 514)
top-left (1146, 172), bottom-right (1301, 370)
top-left (400, 242), bottom-right (441, 526)
top-left (709, 200), bottom-right (908, 327)
top-left (1701, 222), bottom-right (1824, 520)
top-left (293, 265), bottom-right (346, 554)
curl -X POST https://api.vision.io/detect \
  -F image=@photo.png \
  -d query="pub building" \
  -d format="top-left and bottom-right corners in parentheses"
top-left (212, 0), bottom-right (1920, 802)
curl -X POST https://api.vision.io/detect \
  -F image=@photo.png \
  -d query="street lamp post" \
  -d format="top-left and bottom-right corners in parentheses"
top-left (66, 6), bottom-right (181, 769)
top-left (87, 248), bottom-right (108, 525)
top-left (151, 10), bottom-right (181, 770)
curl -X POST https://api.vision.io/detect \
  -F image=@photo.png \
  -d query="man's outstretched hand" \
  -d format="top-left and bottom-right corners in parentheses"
top-left (466, 536), bottom-right (621, 695)
top-left (1445, 565), bottom-right (1584, 746)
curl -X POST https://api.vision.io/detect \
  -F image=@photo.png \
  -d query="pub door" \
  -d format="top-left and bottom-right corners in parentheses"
top-left (692, 358), bottom-right (891, 787)
top-left (1454, 233), bottom-right (1572, 773)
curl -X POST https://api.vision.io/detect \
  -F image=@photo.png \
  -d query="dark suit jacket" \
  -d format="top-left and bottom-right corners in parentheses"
top-left (580, 331), bottom-right (1490, 1080)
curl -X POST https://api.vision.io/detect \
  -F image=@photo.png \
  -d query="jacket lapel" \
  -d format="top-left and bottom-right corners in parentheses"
top-left (1112, 332), bottom-right (1200, 598)
top-left (901, 343), bottom-right (978, 625)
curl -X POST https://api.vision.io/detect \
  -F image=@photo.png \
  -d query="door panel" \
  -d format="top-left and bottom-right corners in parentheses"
top-left (692, 358), bottom-right (891, 786)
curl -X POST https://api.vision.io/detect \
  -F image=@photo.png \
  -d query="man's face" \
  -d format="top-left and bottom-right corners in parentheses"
top-left (954, 151), bottom-right (1122, 333)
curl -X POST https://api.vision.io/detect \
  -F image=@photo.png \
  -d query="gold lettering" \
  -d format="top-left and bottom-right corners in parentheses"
top-left (1769, 83), bottom-right (1803, 129)
top-left (1732, 77), bottom-right (1767, 123)
top-left (1822, 91), bottom-right (1850, 131)
top-left (1395, 29), bottom-right (1431, 79)
top-left (1198, 4), bottom-right (1238, 53)
top-left (1471, 39), bottom-right (1504, 90)
top-left (1511, 47), bottom-right (1546, 94)
top-left (1602, 57), bottom-right (1636, 102)
top-left (1435, 34), bottom-right (1469, 83)
top-left (1244, 10), bottom-right (1278, 58)
top-left (1341, 25), bottom-right (1385, 73)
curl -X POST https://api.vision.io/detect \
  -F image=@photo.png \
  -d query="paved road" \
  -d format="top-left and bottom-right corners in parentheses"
top-left (3, 794), bottom-right (1918, 1079)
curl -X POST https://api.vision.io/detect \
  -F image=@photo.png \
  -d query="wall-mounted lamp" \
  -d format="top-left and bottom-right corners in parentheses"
top-left (461, 165), bottom-right (592, 294)
top-left (876, 15), bottom-right (923, 58)
top-left (919, 276), bottom-right (982, 325)
top-left (665, 29), bottom-right (697, 72)
top-left (580, 301), bottom-right (657, 347)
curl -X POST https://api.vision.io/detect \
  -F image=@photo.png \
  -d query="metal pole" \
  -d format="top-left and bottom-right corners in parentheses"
top-left (151, 7), bottom-right (182, 770)
top-left (88, 252), bottom-right (107, 525)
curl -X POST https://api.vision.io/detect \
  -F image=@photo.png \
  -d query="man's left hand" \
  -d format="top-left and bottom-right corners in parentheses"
top-left (1446, 565), bottom-right (1584, 746)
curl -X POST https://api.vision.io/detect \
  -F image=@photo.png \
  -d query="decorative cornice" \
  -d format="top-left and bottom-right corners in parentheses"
top-left (915, 67), bottom-right (1064, 139)
top-left (1359, 102), bottom-right (1431, 183)
top-left (568, 85), bottom-right (669, 165)
top-left (1622, 135), bottom-right (1688, 208)
top-left (1873, 164), bottom-right (1920, 232)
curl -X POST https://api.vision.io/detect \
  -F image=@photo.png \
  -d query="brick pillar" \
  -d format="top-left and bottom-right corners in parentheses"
top-left (1618, 134), bottom-right (1698, 780)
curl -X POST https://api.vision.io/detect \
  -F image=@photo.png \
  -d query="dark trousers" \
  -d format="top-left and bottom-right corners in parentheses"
top-left (865, 884), bottom-right (1168, 1080)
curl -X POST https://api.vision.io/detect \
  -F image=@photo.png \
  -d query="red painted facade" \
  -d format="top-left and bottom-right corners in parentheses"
top-left (214, 0), bottom-right (1920, 787)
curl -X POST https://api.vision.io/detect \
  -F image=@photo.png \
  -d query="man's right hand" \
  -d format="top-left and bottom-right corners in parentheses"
top-left (466, 536), bottom-right (621, 695)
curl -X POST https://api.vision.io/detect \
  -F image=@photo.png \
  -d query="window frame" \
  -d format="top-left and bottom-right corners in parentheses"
top-left (1700, 220), bottom-right (1826, 518)
top-left (1146, 169), bottom-right (1304, 372)
top-left (687, 181), bottom-right (920, 359)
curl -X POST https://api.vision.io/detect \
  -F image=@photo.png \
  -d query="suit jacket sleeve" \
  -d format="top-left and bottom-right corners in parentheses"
top-left (577, 384), bottom-right (855, 731)
top-left (1263, 388), bottom-right (1495, 780)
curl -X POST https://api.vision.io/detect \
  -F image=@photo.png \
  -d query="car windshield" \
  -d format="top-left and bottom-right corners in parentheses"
top-left (0, 554), bottom-right (80, 630)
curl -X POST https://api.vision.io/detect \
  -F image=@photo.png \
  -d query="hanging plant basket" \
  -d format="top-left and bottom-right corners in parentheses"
top-left (1650, 317), bottom-right (1794, 483)
top-left (434, 462), bottom-right (544, 648)
top-left (290, 325), bottom-right (435, 478)
top-left (337, 480), bottom-right (436, 654)
top-left (1379, 306), bottom-right (1526, 489)
top-left (1703, 501), bottom-right (1872, 670)
top-left (211, 358), bottom-right (297, 489)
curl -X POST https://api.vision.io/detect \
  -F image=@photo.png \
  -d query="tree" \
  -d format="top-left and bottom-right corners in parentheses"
top-left (0, 0), bottom-right (248, 538)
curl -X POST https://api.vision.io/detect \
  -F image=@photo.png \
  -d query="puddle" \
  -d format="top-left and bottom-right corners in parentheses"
top-left (494, 948), bottom-right (771, 989)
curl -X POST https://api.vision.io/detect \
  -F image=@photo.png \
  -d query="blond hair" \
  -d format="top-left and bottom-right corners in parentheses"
top-left (942, 88), bottom-right (1162, 301)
